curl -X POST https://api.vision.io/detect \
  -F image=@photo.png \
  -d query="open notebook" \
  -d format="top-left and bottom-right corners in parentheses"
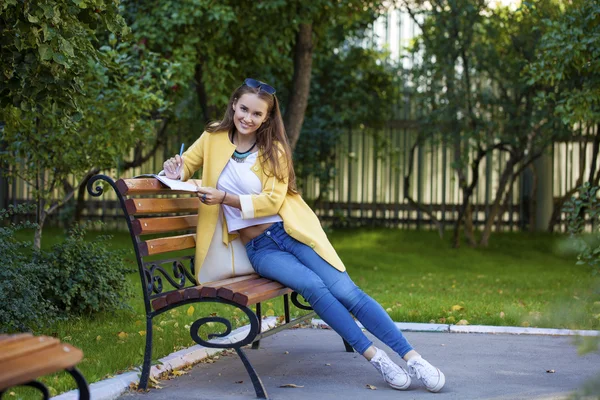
top-left (134, 172), bottom-right (199, 192)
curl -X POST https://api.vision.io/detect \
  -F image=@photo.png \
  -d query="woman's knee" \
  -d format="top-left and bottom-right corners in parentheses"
top-left (297, 276), bottom-right (330, 303)
top-left (330, 278), bottom-right (365, 307)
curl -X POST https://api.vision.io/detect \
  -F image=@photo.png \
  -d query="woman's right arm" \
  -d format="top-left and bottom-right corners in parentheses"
top-left (163, 133), bottom-right (207, 180)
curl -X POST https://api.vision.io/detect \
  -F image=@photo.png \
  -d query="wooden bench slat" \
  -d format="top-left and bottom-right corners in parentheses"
top-left (139, 234), bottom-right (196, 256)
top-left (117, 178), bottom-right (202, 196)
top-left (0, 333), bottom-right (33, 344)
top-left (150, 275), bottom-right (259, 311)
top-left (236, 287), bottom-right (294, 307)
top-left (0, 336), bottom-right (60, 363)
top-left (132, 215), bottom-right (198, 235)
top-left (151, 296), bottom-right (168, 311)
top-left (217, 278), bottom-right (273, 301)
top-left (125, 198), bottom-right (200, 215)
top-left (199, 274), bottom-right (260, 298)
top-left (0, 341), bottom-right (83, 391)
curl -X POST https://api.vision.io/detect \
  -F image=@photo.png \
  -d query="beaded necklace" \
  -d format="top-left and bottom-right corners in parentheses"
top-left (231, 130), bottom-right (257, 163)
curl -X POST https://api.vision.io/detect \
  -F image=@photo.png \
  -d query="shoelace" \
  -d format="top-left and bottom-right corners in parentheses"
top-left (408, 359), bottom-right (433, 381)
top-left (373, 357), bottom-right (400, 381)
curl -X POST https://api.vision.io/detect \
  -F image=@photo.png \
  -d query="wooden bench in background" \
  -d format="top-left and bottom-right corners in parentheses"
top-left (87, 175), bottom-right (353, 399)
top-left (0, 333), bottom-right (89, 399)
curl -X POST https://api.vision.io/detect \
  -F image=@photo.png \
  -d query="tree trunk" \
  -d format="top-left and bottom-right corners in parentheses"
top-left (464, 203), bottom-right (476, 246)
top-left (195, 62), bottom-right (216, 123)
top-left (480, 157), bottom-right (516, 246)
top-left (284, 23), bottom-right (313, 151)
top-left (34, 201), bottom-right (46, 250)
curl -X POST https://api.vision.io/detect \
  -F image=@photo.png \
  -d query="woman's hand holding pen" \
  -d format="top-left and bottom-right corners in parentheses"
top-left (163, 154), bottom-right (184, 179)
top-left (164, 143), bottom-right (185, 180)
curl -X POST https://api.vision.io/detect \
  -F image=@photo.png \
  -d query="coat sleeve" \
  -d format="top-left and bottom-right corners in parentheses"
top-left (238, 146), bottom-right (288, 219)
top-left (180, 133), bottom-right (206, 181)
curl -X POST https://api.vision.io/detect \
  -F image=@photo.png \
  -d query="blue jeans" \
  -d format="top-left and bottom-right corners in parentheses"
top-left (245, 222), bottom-right (414, 357)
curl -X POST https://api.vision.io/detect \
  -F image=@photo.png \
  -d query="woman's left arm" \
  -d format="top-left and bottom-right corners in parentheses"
top-left (195, 149), bottom-right (288, 218)
top-left (238, 172), bottom-right (287, 219)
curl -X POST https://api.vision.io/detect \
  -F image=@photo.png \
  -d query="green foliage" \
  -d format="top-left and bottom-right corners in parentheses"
top-left (1, 0), bottom-right (177, 247)
top-left (36, 222), bottom-right (133, 315)
top-left (295, 46), bottom-right (400, 194)
top-left (564, 182), bottom-right (600, 274)
top-left (124, 0), bottom-right (393, 189)
top-left (0, 207), bottom-right (132, 333)
top-left (0, 205), bottom-right (57, 333)
top-left (527, 0), bottom-right (600, 126)
top-left (563, 181), bottom-right (600, 395)
top-left (0, 0), bottom-right (128, 117)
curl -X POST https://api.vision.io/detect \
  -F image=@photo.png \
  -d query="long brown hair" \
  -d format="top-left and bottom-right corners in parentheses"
top-left (206, 82), bottom-right (298, 194)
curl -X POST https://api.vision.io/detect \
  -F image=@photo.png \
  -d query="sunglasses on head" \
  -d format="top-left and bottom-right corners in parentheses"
top-left (244, 78), bottom-right (276, 95)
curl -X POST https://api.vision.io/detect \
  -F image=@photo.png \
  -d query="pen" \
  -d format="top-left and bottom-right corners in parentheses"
top-left (176, 143), bottom-right (185, 175)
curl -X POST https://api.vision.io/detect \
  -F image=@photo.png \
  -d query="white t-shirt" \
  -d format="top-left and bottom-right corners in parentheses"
top-left (216, 152), bottom-right (282, 233)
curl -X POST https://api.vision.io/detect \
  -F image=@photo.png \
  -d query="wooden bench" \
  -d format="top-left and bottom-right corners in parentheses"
top-left (0, 333), bottom-right (90, 399)
top-left (87, 175), bottom-right (353, 399)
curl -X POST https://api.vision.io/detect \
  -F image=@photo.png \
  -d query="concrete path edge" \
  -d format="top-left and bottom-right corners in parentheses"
top-left (51, 318), bottom-right (600, 400)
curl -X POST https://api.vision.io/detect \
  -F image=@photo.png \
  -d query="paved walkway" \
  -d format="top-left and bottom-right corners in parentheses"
top-left (118, 328), bottom-right (599, 400)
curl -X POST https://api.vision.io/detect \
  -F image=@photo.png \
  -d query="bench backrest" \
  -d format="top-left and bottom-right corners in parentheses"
top-left (88, 176), bottom-right (203, 313)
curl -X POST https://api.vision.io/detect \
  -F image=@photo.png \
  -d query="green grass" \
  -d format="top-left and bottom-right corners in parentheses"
top-left (7, 227), bottom-right (599, 398)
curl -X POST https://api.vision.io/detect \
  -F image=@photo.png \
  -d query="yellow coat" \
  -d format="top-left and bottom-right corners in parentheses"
top-left (180, 130), bottom-right (346, 283)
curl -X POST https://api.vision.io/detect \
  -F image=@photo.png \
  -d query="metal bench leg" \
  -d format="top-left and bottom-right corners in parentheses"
top-left (139, 316), bottom-right (154, 389)
top-left (342, 339), bottom-right (354, 353)
top-left (66, 367), bottom-right (90, 400)
top-left (235, 347), bottom-right (269, 399)
top-left (283, 294), bottom-right (291, 323)
top-left (251, 303), bottom-right (262, 350)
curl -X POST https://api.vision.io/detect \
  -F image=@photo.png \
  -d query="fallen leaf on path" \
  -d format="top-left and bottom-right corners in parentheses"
top-left (235, 381), bottom-right (244, 384)
top-left (546, 369), bottom-right (555, 373)
top-left (279, 384), bottom-right (304, 388)
top-left (366, 384), bottom-right (377, 390)
top-left (148, 376), bottom-right (163, 389)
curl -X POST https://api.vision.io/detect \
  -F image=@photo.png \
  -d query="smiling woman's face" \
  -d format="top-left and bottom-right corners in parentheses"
top-left (232, 93), bottom-right (269, 137)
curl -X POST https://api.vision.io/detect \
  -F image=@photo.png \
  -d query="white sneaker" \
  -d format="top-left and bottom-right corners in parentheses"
top-left (407, 356), bottom-right (445, 392)
top-left (369, 348), bottom-right (411, 390)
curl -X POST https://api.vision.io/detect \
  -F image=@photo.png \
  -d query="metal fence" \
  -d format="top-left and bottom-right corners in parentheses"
top-left (1, 123), bottom-right (596, 233)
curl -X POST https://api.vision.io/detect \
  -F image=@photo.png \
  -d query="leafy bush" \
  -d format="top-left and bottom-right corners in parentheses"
top-left (564, 182), bottom-right (600, 274)
top-left (36, 223), bottom-right (133, 316)
top-left (0, 205), bottom-right (57, 332)
top-left (0, 206), bottom-right (132, 333)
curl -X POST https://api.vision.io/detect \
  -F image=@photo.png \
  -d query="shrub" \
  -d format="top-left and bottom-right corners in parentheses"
top-left (36, 223), bottom-right (133, 315)
top-left (0, 205), bottom-right (57, 333)
top-left (0, 206), bottom-right (132, 333)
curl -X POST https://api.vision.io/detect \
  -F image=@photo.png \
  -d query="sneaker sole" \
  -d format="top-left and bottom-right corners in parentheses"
top-left (388, 375), bottom-right (411, 390)
top-left (426, 369), bottom-right (445, 393)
